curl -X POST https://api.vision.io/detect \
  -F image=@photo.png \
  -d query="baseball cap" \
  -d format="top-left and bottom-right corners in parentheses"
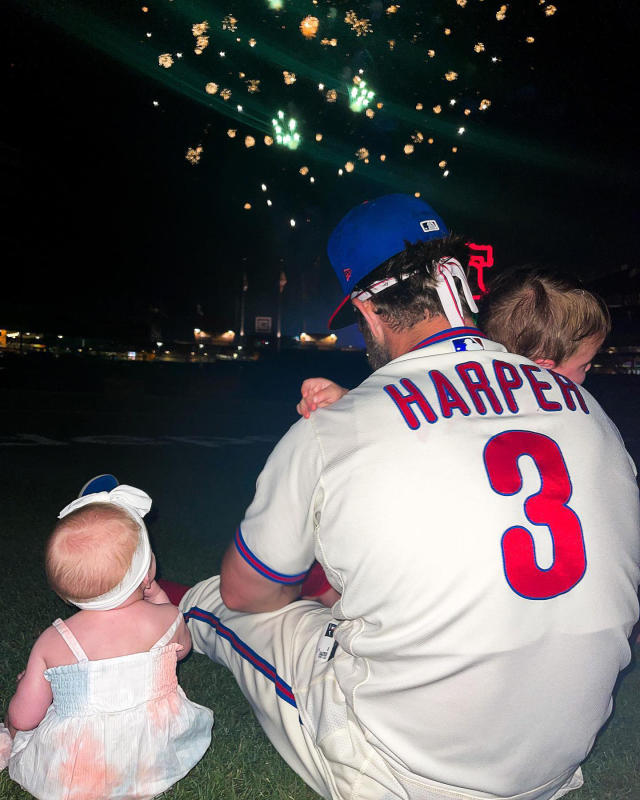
top-left (327, 194), bottom-right (449, 329)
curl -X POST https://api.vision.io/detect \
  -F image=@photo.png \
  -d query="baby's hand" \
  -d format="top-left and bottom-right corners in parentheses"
top-left (297, 378), bottom-right (349, 418)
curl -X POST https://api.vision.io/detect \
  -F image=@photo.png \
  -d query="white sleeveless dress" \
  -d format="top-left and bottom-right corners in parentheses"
top-left (9, 612), bottom-right (213, 800)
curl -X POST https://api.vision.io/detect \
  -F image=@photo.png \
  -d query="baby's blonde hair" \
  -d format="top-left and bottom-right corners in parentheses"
top-left (46, 503), bottom-right (140, 602)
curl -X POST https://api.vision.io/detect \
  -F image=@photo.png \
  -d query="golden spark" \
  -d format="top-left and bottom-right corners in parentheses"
top-left (300, 15), bottom-right (319, 38)
top-left (345, 10), bottom-right (372, 37)
top-left (205, 82), bottom-right (219, 94)
top-left (222, 14), bottom-right (238, 31)
top-left (283, 71), bottom-right (297, 85)
top-left (192, 21), bottom-right (209, 37)
top-left (194, 35), bottom-right (209, 54)
top-left (185, 145), bottom-right (203, 165)
top-left (158, 53), bottom-right (174, 68)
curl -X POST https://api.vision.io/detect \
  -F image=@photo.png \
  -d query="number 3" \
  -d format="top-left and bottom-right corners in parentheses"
top-left (483, 431), bottom-right (586, 599)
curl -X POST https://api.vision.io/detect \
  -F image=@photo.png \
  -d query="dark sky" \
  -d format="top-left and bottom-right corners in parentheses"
top-left (2, 0), bottom-right (638, 339)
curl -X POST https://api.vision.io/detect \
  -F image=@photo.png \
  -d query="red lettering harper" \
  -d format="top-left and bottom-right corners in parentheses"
top-left (383, 378), bottom-right (437, 429)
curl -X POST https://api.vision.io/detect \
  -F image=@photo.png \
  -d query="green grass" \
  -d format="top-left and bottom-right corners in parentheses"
top-left (1, 361), bottom-right (639, 798)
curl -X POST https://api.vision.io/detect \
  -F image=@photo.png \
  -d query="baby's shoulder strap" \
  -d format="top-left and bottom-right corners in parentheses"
top-left (52, 618), bottom-right (89, 663)
top-left (151, 610), bottom-right (183, 650)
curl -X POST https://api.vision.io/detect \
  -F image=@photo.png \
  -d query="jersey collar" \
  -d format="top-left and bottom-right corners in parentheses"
top-left (409, 326), bottom-right (487, 352)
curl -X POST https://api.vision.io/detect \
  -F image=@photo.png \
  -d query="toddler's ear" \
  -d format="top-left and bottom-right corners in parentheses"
top-left (534, 357), bottom-right (556, 370)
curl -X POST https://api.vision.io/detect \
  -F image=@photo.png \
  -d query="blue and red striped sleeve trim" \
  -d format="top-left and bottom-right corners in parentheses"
top-left (410, 326), bottom-right (486, 352)
top-left (183, 606), bottom-right (297, 708)
top-left (234, 526), bottom-right (309, 585)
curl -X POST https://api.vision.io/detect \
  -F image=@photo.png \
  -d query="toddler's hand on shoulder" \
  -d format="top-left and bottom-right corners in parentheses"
top-left (297, 378), bottom-right (349, 418)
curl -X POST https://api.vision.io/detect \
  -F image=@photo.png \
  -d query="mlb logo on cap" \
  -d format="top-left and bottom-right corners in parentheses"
top-left (327, 194), bottom-right (449, 329)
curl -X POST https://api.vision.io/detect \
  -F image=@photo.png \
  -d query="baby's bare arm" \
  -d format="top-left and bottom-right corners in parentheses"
top-left (297, 377), bottom-right (349, 418)
top-left (7, 632), bottom-right (53, 732)
top-left (174, 616), bottom-right (192, 661)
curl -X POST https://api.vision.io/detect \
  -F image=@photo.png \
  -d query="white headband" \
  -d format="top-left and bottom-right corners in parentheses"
top-left (351, 256), bottom-right (478, 328)
top-left (57, 485), bottom-right (153, 610)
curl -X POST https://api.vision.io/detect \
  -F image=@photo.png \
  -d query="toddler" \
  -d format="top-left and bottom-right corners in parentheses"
top-left (0, 483), bottom-right (213, 800)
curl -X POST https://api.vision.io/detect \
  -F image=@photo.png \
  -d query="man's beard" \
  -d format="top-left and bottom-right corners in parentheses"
top-left (359, 318), bottom-right (391, 371)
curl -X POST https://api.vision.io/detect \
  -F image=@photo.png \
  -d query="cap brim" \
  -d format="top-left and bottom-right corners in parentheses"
top-left (328, 294), bottom-right (358, 330)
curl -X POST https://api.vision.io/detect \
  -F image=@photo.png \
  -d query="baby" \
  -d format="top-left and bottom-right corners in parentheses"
top-left (1, 483), bottom-right (213, 800)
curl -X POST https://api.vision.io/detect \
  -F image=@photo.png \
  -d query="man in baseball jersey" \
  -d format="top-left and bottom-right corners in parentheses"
top-left (180, 194), bottom-right (640, 800)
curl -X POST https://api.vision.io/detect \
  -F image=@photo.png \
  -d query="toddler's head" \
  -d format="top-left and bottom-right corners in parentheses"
top-left (478, 267), bottom-right (610, 384)
top-left (46, 502), bottom-right (150, 607)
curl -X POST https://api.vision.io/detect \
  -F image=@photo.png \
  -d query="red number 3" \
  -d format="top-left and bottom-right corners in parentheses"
top-left (484, 431), bottom-right (586, 599)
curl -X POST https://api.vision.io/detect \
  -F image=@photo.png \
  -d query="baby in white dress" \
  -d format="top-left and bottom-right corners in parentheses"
top-left (1, 483), bottom-right (213, 800)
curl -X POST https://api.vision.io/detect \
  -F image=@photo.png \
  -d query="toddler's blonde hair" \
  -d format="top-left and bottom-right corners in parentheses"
top-left (46, 503), bottom-right (140, 603)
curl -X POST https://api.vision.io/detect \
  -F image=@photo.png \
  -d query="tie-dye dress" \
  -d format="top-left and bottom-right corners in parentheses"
top-left (9, 613), bottom-right (213, 800)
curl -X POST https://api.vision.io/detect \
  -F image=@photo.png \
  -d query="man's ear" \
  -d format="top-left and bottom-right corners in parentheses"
top-left (353, 297), bottom-right (384, 338)
top-left (534, 357), bottom-right (557, 370)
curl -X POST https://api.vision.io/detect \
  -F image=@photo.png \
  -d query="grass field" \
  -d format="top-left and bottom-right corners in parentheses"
top-left (1, 353), bottom-right (638, 799)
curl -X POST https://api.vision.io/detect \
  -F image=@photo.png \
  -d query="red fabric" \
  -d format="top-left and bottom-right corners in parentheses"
top-left (157, 579), bottom-right (190, 606)
top-left (301, 561), bottom-right (331, 597)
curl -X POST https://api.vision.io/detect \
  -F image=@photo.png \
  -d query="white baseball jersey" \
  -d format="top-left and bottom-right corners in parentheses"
top-left (235, 326), bottom-right (640, 798)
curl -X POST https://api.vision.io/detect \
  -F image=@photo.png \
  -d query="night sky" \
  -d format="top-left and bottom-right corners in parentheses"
top-left (2, 0), bottom-right (639, 341)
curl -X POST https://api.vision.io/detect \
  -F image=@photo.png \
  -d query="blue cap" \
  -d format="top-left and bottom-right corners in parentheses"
top-left (327, 194), bottom-right (448, 329)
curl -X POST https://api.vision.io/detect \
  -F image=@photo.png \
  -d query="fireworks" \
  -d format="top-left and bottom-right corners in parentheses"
top-left (349, 81), bottom-right (375, 112)
top-left (185, 145), bottom-right (203, 164)
top-left (143, 0), bottom-right (560, 227)
top-left (300, 16), bottom-right (319, 39)
top-left (272, 110), bottom-right (301, 149)
top-left (344, 11), bottom-right (372, 37)
top-left (222, 15), bottom-right (238, 32)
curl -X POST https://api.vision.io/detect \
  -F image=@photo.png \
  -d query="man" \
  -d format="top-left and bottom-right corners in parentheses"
top-left (180, 194), bottom-right (640, 800)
